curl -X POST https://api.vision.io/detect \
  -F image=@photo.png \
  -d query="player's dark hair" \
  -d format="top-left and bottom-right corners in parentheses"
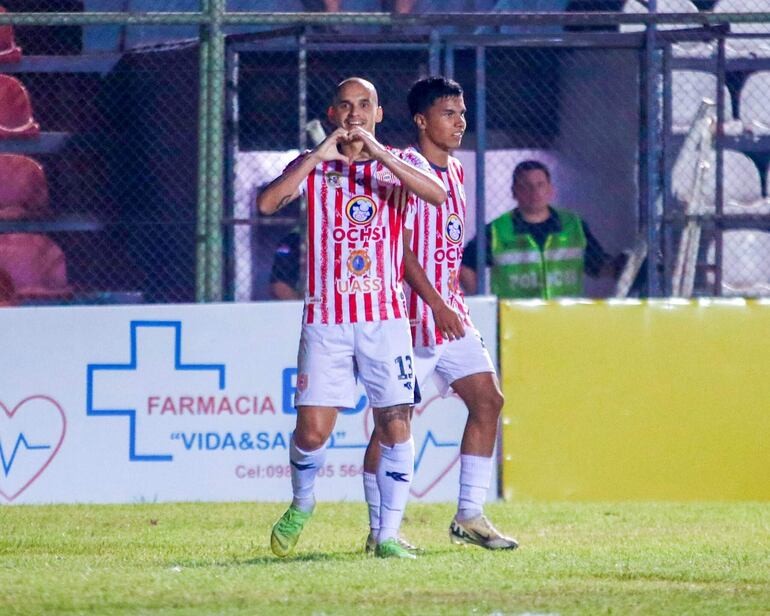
top-left (407, 76), bottom-right (464, 117)
top-left (512, 160), bottom-right (551, 186)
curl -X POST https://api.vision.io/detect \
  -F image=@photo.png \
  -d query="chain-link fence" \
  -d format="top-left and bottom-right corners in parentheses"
top-left (2, 4), bottom-right (770, 305)
top-left (661, 1), bottom-right (770, 298)
top-left (0, 4), bottom-right (204, 305)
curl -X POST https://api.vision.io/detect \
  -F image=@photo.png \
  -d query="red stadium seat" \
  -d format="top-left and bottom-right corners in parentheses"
top-left (0, 74), bottom-right (40, 138)
top-left (0, 233), bottom-right (72, 299)
top-left (0, 154), bottom-right (50, 220)
top-left (0, 266), bottom-right (15, 305)
top-left (0, 6), bottom-right (22, 64)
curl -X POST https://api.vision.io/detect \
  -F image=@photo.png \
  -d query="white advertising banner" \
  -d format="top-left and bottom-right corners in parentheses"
top-left (0, 298), bottom-right (498, 505)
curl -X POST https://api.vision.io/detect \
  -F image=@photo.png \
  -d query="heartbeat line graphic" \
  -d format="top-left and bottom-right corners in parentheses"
top-left (0, 434), bottom-right (51, 477)
top-left (414, 431), bottom-right (458, 472)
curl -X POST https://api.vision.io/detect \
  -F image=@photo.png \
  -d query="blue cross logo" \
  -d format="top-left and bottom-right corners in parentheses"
top-left (86, 321), bottom-right (225, 462)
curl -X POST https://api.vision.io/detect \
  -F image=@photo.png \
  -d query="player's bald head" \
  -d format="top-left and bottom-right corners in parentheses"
top-left (333, 77), bottom-right (379, 105)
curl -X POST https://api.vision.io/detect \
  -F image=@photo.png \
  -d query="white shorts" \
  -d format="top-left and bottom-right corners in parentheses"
top-left (414, 327), bottom-right (496, 398)
top-left (295, 318), bottom-right (416, 409)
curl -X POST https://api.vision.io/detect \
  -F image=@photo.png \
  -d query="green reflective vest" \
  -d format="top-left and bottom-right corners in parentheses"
top-left (490, 208), bottom-right (587, 299)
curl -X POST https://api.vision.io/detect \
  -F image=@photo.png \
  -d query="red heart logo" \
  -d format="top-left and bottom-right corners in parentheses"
top-left (0, 396), bottom-right (67, 502)
top-left (364, 393), bottom-right (465, 499)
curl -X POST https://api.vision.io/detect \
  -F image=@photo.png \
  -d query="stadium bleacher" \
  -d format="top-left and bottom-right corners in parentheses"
top-left (671, 70), bottom-right (734, 134)
top-left (0, 153), bottom-right (50, 220)
top-left (739, 71), bottom-right (770, 134)
top-left (0, 232), bottom-right (71, 300)
top-left (0, 74), bottom-right (40, 138)
top-left (709, 229), bottom-right (770, 295)
top-left (0, 5), bottom-right (21, 63)
top-left (0, 6), bottom-right (68, 304)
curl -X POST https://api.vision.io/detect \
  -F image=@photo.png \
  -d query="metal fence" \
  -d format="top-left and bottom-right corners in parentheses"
top-left (1, 5), bottom-right (770, 305)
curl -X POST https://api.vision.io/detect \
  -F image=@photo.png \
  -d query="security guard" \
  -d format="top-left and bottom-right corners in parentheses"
top-left (460, 160), bottom-right (621, 298)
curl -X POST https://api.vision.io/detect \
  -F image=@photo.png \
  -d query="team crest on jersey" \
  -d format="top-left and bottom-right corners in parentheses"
top-left (347, 249), bottom-right (371, 276)
top-left (325, 171), bottom-right (343, 188)
top-left (346, 195), bottom-right (377, 225)
top-left (446, 213), bottom-right (463, 244)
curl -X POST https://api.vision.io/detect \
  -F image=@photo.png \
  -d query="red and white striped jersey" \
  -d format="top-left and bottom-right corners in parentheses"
top-left (406, 154), bottom-right (473, 347)
top-left (288, 146), bottom-right (432, 325)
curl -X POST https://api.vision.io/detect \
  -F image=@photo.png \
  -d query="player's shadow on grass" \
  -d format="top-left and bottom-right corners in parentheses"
top-left (243, 551), bottom-right (362, 565)
top-left (167, 552), bottom-right (358, 569)
top-left (242, 548), bottom-right (446, 565)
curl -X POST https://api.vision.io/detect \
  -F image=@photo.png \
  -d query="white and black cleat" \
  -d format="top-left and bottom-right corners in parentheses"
top-left (449, 514), bottom-right (519, 550)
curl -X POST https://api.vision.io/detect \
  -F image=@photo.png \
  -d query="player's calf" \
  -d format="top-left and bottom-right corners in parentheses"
top-left (373, 404), bottom-right (414, 547)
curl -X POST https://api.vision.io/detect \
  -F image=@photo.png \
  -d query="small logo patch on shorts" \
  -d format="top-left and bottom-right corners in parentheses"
top-left (296, 373), bottom-right (309, 392)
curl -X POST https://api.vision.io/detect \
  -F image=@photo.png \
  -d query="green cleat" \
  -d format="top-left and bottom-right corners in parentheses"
top-left (365, 533), bottom-right (423, 556)
top-left (270, 505), bottom-right (312, 557)
top-left (374, 537), bottom-right (417, 559)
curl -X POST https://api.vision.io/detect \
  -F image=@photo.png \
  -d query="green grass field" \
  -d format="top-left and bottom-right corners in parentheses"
top-left (1, 501), bottom-right (768, 615)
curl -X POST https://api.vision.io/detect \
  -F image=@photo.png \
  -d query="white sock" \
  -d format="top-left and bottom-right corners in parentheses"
top-left (376, 437), bottom-right (414, 543)
top-left (457, 454), bottom-right (493, 521)
top-left (363, 471), bottom-right (380, 534)
top-left (289, 436), bottom-right (326, 513)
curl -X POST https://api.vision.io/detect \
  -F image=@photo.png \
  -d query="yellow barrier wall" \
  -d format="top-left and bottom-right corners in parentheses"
top-left (500, 299), bottom-right (770, 501)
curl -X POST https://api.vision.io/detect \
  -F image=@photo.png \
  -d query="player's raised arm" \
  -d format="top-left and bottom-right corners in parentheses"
top-left (257, 128), bottom-right (349, 215)
top-left (347, 127), bottom-right (446, 207)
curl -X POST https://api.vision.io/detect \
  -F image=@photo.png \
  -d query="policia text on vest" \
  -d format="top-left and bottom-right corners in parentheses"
top-left (491, 208), bottom-right (586, 299)
top-left (461, 206), bottom-right (617, 300)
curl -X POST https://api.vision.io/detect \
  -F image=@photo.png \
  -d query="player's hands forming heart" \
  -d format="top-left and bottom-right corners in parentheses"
top-left (344, 126), bottom-right (387, 162)
top-left (312, 128), bottom-right (350, 164)
top-left (312, 127), bottom-right (386, 164)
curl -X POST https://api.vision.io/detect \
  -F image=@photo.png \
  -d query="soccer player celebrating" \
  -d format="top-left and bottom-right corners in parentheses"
top-left (363, 77), bottom-right (518, 552)
top-left (258, 77), bottom-right (446, 559)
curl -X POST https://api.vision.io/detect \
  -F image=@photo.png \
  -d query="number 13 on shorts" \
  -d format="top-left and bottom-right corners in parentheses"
top-left (394, 355), bottom-right (413, 381)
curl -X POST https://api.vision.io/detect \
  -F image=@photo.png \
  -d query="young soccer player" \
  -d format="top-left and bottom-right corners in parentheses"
top-left (363, 77), bottom-right (518, 552)
top-left (258, 77), bottom-right (446, 559)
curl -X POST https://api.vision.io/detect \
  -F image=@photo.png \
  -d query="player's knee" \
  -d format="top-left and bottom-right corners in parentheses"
top-left (471, 391), bottom-right (504, 425)
top-left (294, 428), bottom-right (328, 452)
top-left (489, 389), bottom-right (504, 415)
top-left (374, 404), bottom-right (412, 443)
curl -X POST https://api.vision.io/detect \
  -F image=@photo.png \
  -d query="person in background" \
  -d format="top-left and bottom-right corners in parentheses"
top-left (460, 160), bottom-right (624, 298)
top-left (269, 229), bottom-right (302, 300)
